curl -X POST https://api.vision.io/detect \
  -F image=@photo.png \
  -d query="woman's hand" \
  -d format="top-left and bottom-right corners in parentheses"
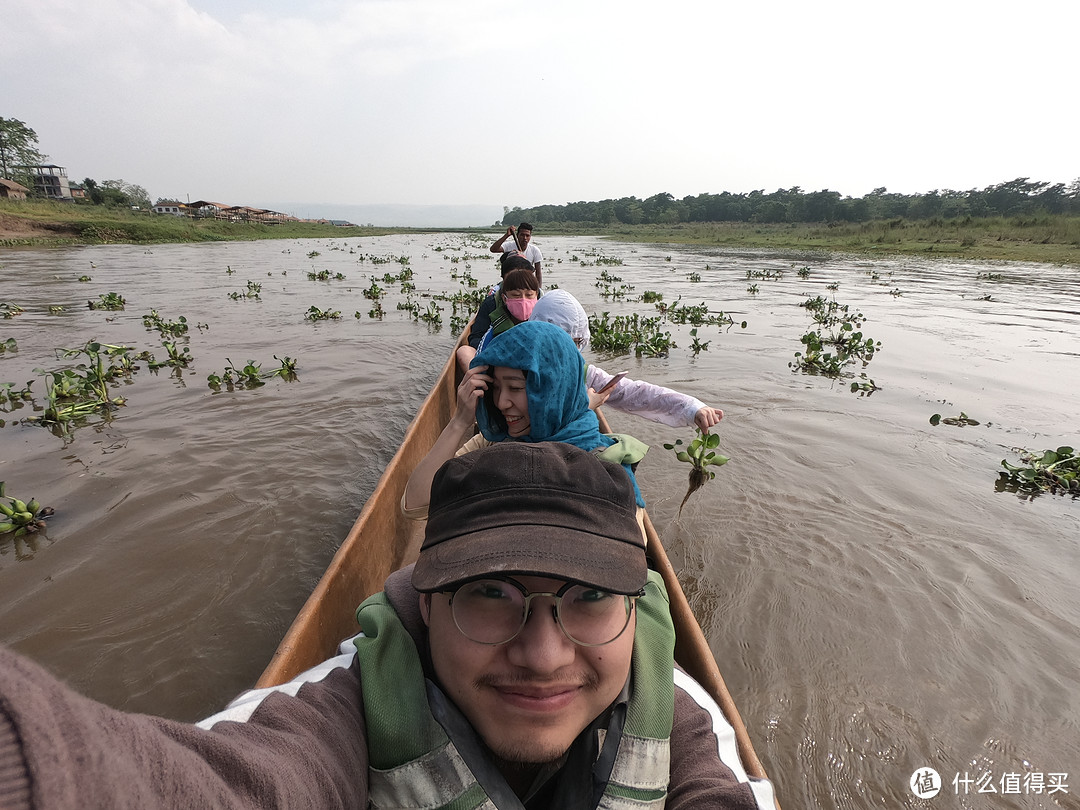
top-left (694, 406), bottom-right (723, 433)
top-left (454, 365), bottom-right (491, 422)
top-left (405, 364), bottom-right (493, 513)
top-left (587, 386), bottom-right (612, 411)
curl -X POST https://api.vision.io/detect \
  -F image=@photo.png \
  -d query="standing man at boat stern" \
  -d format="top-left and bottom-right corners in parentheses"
top-left (0, 442), bottom-right (775, 809)
top-left (491, 221), bottom-right (543, 286)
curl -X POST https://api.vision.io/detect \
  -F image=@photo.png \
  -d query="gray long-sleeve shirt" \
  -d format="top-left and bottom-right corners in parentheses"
top-left (0, 568), bottom-right (774, 809)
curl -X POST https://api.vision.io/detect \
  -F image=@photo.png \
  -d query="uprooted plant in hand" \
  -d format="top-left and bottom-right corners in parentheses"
top-left (663, 429), bottom-right (729, 514)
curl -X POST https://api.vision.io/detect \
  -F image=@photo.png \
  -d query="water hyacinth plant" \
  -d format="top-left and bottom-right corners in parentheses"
top-left (1000, 446), bottom-right (1078, 496)
top-left (304, 305), bottom-right (341, 321)
top-left (88, 292), bottom-right (126, 310)
top-left (929, 412), bottom-right (980, 427)
top-left (663, 430), bottom-right (729, 514)
top-left (0, 481), bottom-right (55, 537)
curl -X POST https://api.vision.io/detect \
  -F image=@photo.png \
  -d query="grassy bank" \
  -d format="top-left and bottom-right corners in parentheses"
top-left (3, 199), bottom-right (1079, 265)
top-left (541, 216), bottom-right (1080, 265)
top-left (0, 200), bottom-right (401, 246)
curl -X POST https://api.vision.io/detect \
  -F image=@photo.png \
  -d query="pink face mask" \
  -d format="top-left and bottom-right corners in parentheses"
top-left (505, 297), bottom-right (537, 322)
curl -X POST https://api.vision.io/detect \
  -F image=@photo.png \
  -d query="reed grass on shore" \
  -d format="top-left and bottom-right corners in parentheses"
top-left (542, 217), bottom-right (1080, 265)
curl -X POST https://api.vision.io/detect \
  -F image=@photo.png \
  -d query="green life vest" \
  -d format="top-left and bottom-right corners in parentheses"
top-left (595, 434), bottom-right (649, 467)
top-left (353, 570), bottom-right (675, 810)
top-left (488, 296), bottom-right (517, 338)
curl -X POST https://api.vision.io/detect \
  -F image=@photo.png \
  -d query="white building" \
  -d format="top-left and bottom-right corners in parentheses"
top-left (152, 201), bottom-right (188, 216)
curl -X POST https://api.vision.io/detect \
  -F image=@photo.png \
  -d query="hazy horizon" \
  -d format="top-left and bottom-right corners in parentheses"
top-left (260, 202), bottom-right (504, 228)
top-left (6, 0), bottom-right (1075, 215)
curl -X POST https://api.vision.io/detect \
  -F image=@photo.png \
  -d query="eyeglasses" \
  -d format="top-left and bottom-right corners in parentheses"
top-left (445, 577), bottom-right (638, 647)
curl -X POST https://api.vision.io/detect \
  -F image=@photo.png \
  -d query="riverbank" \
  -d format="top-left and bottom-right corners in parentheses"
top-left (0, 200), bottom-right (399, 246)
top-left (543, 217), bottom-right (1080, 266)
top-left (3, 199), bottom-right (1078, 265)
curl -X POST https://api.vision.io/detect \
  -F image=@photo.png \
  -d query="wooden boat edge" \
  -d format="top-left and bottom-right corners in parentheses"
top-left (255, 344), bottom-right (459, 688)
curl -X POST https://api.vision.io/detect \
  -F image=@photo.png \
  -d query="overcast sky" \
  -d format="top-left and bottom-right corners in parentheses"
top-left (5, 0), bottom-right (1077, 218)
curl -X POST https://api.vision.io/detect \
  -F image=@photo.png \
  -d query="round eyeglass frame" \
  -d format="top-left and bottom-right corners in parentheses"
top-left (444, 576), bottom-right (640, 647)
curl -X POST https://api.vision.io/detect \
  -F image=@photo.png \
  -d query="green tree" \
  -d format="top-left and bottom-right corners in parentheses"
top-left (0, 117), bottom-right (45, 184)
top-left (82, 177), bottom-right (104, 205)
top-left (95, 179), bottom-right (152, 209)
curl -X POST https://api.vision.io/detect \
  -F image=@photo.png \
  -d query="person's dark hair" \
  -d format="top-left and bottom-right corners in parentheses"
top-left (499, 253), bottom-right (535, 278)
top-left (500, 268), bottom-right (539, 295)
top-left (481, 382), bottom-right (508, 434)
top-left (517, 222), bottom-right (533, 233)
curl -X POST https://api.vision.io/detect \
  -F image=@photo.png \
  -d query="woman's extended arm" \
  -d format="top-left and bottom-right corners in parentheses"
top-left (586, 365), bottom-right (722, 430)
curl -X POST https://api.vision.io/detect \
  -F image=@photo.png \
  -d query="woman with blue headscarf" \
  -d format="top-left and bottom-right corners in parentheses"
top-left (403, 321), bottom-right (647, 517)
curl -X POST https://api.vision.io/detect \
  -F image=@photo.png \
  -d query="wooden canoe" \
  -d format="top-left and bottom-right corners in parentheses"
top-left (256, 334), bottom-right (770, 785)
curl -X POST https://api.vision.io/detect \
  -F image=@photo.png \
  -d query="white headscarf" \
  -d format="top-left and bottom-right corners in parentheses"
top-left (529, 289), bottom-right (589, 350)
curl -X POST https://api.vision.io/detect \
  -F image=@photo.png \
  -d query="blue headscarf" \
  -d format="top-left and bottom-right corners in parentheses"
top-left (471, 321), bottom-right (645, 505)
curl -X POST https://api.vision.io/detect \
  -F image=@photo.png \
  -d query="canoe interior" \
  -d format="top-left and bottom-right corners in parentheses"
top-left (255, 343), bottom-right (459, 689)
top-left (256, 331), bottom-right (770, 784)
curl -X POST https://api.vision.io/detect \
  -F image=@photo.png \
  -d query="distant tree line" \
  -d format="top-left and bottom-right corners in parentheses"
top-left (502, 178), bottom-right (1080, 227)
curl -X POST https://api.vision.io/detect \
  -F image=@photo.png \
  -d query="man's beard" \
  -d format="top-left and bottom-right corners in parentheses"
top-left (473, 670), bottom-right (600, 765)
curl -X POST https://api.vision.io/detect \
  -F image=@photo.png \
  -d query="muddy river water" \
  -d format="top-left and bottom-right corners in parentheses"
top-left (1, 234), bottom-right (1078, 808)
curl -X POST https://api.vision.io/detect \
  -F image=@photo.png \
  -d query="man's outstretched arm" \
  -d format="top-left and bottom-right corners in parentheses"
top-left (0, 645), bottom-right (370, 810)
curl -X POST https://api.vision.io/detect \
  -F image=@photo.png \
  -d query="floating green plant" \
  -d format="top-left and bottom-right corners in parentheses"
top-left (663, 429), bottom-right (729, 514)
top-left (0, 482), bottom-right (55, 538)
top-left (593, 255), bottom-right (624, 266)
top-left (791, 296), bottom-right (881, 378)
top-left (419, 301), bottom-right (443, 326)
top-left (305, 305), bottom-right (341, 321)
top-left (2, 303), bottom-right (26, 318)
top-left (589, 312), bottom-right (674, 357)
top-left (267, 355), bottom-right (298, 380)
top-left (594, 269), bottom-right (635, 300)
top-left (850, 378), bottom-right (880, 396)
top-left (363, 279), bottom-right (385, 300)
top-left (142, 310), bottom-right (189, 337)
top-left (746, 268), bottom-right (784, 280)
top-left (929, 412), bottom-right (979, 427)
top-left (208, 359), bottom-right (263, 389)
top-left (229, 281), bottom-right (262, 300)
top-left (1, 337), bottom-right (17, 353)
top-left (1, 381), bottom-right (33, 404)
top-left (145, 341), bottom-right (192, 370)
top-left (88, 292), bottom-right (126, 310)
top-left (207, 356), bottom-right (297, 390)
top-left (999, 446), bottom-right (1078, 496)
top-left (661, 297), bottom-right (745, 329)
top-left (689, 328), bottom-right (710, 355)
